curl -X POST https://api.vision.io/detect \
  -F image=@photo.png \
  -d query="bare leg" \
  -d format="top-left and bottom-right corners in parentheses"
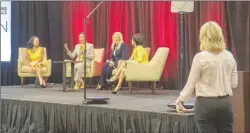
top-left (34, 65), bottom-right (45, 87)
top-left (109, 63), bottom-right (125, 81)
top-left (113, 68), bottom-right (125, 92)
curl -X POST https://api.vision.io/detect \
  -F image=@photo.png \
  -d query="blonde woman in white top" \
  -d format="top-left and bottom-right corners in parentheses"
top-left (175, 21), bottom-right (238, 133)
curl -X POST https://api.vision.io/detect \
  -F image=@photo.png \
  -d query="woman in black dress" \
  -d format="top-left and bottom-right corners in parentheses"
top-left (96, 32), bottom-right (128, 90)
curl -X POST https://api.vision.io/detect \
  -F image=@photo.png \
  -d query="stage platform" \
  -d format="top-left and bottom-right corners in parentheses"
top-left (1, 84), bottom-right (198, 133)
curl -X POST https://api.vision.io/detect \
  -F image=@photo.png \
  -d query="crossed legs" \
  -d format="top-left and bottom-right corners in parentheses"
top-left (113, 68), bottom-right (126, 92)
top-left (31, 64), bottom-right (46, 88)
top-left (108, 63), bottom-right (126, 93)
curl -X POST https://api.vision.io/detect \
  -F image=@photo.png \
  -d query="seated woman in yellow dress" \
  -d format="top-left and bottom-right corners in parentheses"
top-left (107, 33), bottom-right (149, 94)
top-left (26, 36), bottom-right (47, 88)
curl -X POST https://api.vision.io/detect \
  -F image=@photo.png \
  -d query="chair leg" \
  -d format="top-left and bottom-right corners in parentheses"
top-left (44, 77), bottom-right (48, 83)
top-left (137, 82), bottom-right (140, 90)
top-left (152, 82), bottom-right (156, 95)
top-left (128, 82), bottom-right (132, 94)
top-left (21, 77), bottom-right (24, 87)
top-left (35, 77), bottom-right (39, 85)
top-left (68, 78), bottom-right (71, 88)
top-left (35, 77), bottom-right (48, 85)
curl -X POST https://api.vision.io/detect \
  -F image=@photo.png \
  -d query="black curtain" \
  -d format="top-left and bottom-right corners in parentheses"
top-left (225, 1), bottom-right (250, 71)
top-left (1, 1), bottom-right (65, 85)
top-left (182, 1), bottom-right (250, 86)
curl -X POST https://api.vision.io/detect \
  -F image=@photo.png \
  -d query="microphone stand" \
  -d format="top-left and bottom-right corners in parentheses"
top-left (178, 11), bottom-right (185, 90)
top-left (83, 1), bottom-right (109, 104)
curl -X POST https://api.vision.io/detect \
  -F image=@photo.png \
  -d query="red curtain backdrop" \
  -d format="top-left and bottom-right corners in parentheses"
top-left (107, 1), bottom-right (178, 85)
top-left (63, 1), bottom-right (178, 88)
top-left (62, 1), bottom-right (231, 89)
top-left (2, 1), bottom-right (249, 87)
top-left (149, 2), bottom-right (178, 82)
top-left (199, 2), bottom-right (228, 46)
top-left (108, 2), bottom-right (136, 57)
top-left (71, 2), bottom-right (94, 46)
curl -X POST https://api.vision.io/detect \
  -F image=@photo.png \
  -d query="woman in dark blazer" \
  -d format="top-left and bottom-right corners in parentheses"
top-left (96, 32), bottom-right (128, 90)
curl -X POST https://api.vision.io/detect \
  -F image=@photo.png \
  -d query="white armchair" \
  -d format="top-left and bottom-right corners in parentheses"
top-left (17, 47), bottom-right (52, 87)
top-left (125, 47), bottom-right (170, 94)
top-left (65, 48), bottom-right (105, 78)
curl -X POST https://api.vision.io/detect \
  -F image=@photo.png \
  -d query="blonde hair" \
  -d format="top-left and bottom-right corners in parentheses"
top-left (199, 21), bottom-right (226, 54)
top-left (111, 32), bottom-right (124, 50)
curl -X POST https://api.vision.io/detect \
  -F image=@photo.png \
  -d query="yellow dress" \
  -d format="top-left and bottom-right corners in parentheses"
top-left (26, 47), bottom-right (44, 67)
top-left (79, 44), bottom-right (85, 62)
top-left (130, 45), bottom-right (149, 64)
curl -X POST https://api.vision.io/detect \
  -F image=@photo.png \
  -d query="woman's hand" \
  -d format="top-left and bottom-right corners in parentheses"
top-left (29, 61), bottom-right (38, 67)
top-left (64, 43), bottom-right (70, 53)
top-left (109, 61), bottom-right (114, 67)
top-left (175, 98), bottom-right (187, 113)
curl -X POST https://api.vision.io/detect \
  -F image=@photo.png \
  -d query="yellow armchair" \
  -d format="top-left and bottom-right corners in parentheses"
top-left (125, 47), bottom-right (169, 94)
top-left (65, 48), bottom-right (105, 78)
top-left (17, 47), bottom-right (52, 87)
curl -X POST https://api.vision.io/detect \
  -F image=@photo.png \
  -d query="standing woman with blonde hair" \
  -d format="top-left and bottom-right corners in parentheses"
top-left (175, 21), bottom-right (238, 133)
top-left (96, 32), bottom-right (128, 90)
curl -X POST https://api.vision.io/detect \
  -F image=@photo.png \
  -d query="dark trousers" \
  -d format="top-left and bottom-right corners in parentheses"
top-left (99, 61), bottom-right (118, 87)
top-left (195, 96), bottom-right (233, 133)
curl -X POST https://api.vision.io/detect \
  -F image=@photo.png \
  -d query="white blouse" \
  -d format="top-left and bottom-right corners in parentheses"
top-left (179, 50), bottom-right (238, 101)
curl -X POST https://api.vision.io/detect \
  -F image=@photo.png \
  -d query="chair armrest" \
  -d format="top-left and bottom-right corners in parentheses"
top-left (17, 59), bottom-right (24, 75)
top-left (125, 62), bottom-right (159, 81)
top-left (45, 59), bottom-right (52, 76)
top-left (64, 59), bottom-right (72, 72)
top-left (91, 60), bottom-right (102, 76)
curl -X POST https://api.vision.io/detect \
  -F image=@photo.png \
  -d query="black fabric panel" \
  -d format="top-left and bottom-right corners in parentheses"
top-left (225, 2), bottom-right (250, 71)
top-left (1, 1), bottom-right (64, 85)
top-left (1, 99), bottom-right (198, 133)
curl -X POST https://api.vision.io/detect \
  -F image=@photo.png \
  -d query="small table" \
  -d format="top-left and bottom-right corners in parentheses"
top-left (54, 60), bottom-right (76, 92)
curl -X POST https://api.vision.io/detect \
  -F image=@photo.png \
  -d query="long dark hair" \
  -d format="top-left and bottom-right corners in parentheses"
top-left (27, 36), bottom-right (38, 49)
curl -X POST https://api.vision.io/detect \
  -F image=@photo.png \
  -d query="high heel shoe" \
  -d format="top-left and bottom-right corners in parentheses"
top-left (42, 79), bottom-right (47, 88)
top-left (40, 84), bottom-right (45, 88)
top-left (112, 90), bottom-right (117, 94)
top-left (112, 86), bottom-right (121, 94)
top-left (106, 78), bottom-right (116, 84)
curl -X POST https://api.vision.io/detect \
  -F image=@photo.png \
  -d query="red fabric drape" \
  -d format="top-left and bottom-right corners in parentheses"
top-left (71, 2), bottom-right (94, 46)
top-left (107, 2), bottom-right (178, 82)
top-left (108, 2), bottom-right (135, 56)
top-left (149, 2), bottom-right (178, 81)
top-left (199, 2), bottom-right (228, 47)
top-left (67, 1), bottom-right (178, 88)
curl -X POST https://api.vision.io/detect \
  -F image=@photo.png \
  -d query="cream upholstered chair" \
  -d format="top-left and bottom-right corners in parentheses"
top-left (125, 47), bottom-right (169, 94)
top-left (145, 47), bottom-right (151, 58)
top-left (112, 47), bottom-right (151, 76)
top-left (17, 47), bottom-right (52, 87)
top-left (65, 48), bottom-right (104, 80)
